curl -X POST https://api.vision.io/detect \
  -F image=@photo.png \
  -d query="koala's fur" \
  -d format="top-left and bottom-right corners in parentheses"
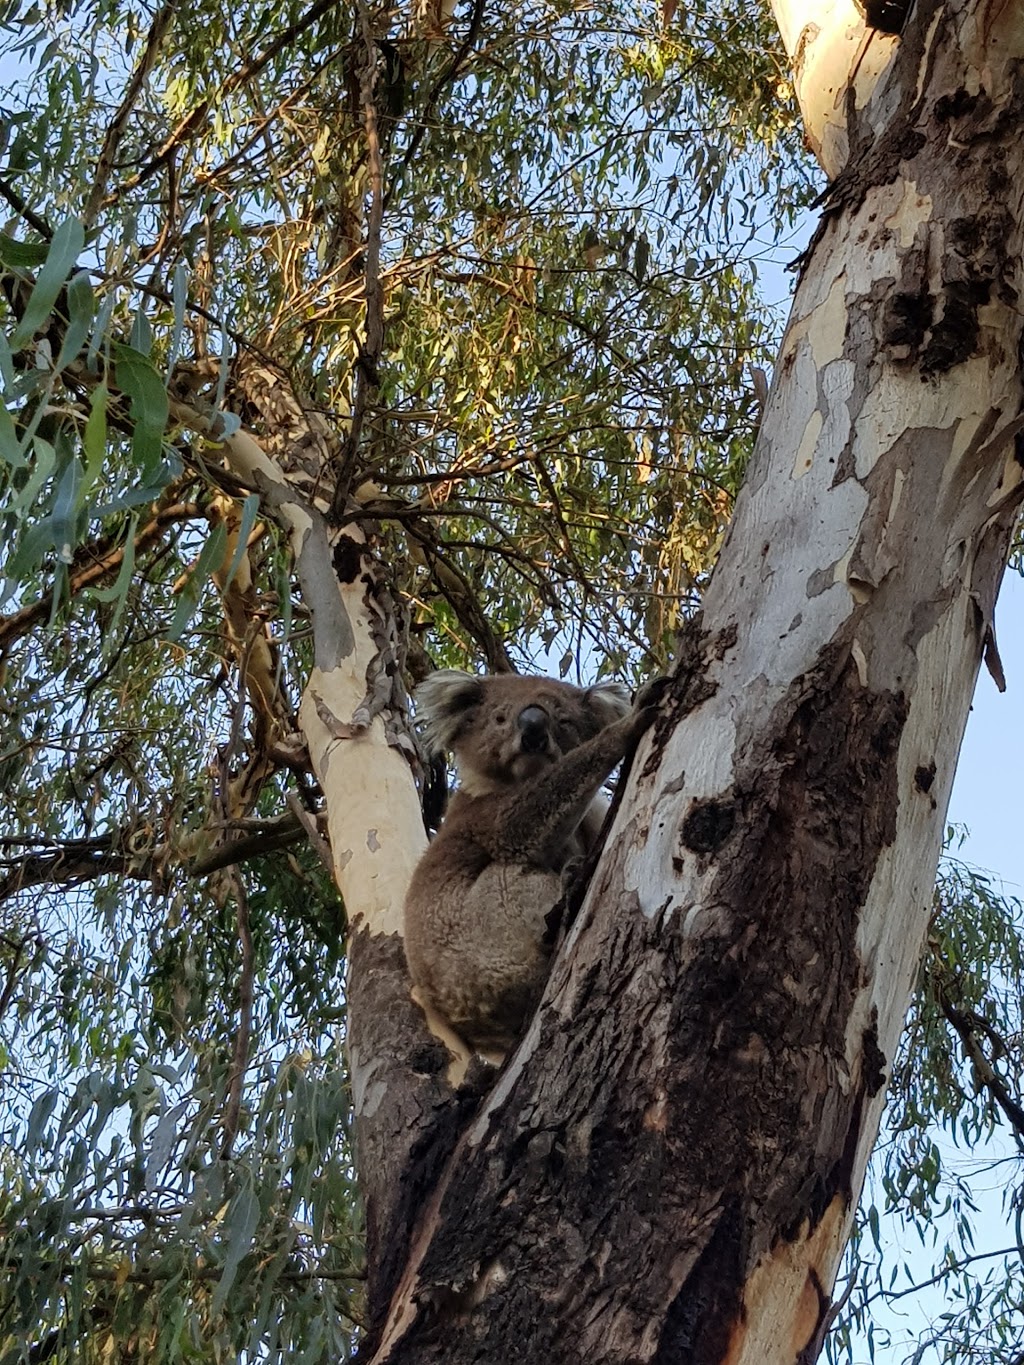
top-left (404, 670), bottom-right (658, 1055)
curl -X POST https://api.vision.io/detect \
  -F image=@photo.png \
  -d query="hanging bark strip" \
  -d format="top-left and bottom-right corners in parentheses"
top-left (365, 1), bottom-right (1024, 1359)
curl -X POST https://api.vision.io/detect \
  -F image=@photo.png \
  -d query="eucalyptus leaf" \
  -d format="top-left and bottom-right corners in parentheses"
top-left (25, 1088), bottom-right (59, 1152)
top-left (165, 520), bottom-right (228, 642)
top-left (167, 262), bottom-right (188, 380)
top-left (130, 306), bottom-right (153, 356)
top-left (86, 288), bottom-right (117, 371)
top-left (0, 232), bottom-right (51, 270)
top-left (81, 382), bottom-right (108, 501)
top-left (0, 326), bottom-right (15, 391)
top-left (210, 1182), bottom-right (261, 1316)
top-left (220, 492), bottom-right (260, 590)
top-left (113, 342), bottom-right (170, 477)
top-left (48, 445), bottom-right (81, 563)
top-left (0, 400), bottom-right (23, 470)
top-left (53, 269), bottom-right (95, 371)
top-left (87, 512), bottom-right (138, 649)
top-left (9, 216), bottom-right (85, 351)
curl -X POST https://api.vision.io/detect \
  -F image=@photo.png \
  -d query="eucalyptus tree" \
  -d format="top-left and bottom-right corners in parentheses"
top-left (0, 0), bottom-right (1022, 1362)
top-left (361, 1), bottom-right (1024, 1357)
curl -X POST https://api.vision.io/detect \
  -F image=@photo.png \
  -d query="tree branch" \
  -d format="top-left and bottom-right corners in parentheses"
top-left (84, 0), bottom-right (178, 224)
top-left (0, 931), bottom-right (38, 1020)
top-left (0, 499), bottom-right (203, 650)
top-left (0, 811), bottom-right (313, 903)
top-left (220, 870), bottom-right (255, 1159)
top-left (332, 0), bottom-right (386, 520)
top-left (938, 987), bottom-right (1024, 1149)
top-left (111, 0), bottom-right (346, 201)
top-left (855, 1245), bottom-right (1024, 1312)
top-left (0, 175), bottom-right (52, 237)
top-left (392, 0), bottom-right (486, 199)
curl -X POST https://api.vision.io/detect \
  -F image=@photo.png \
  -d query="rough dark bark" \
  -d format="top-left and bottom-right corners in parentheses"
top-left (367, 638), bottom-right (908, 1364)
top-left (348, 928), bottom-right (492, 1347)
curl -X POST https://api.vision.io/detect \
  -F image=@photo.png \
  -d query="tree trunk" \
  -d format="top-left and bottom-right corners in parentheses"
top-left (173, 392), bottom-right (467, 1338)
top-left (361, 0), bottom-right (1024, 1358)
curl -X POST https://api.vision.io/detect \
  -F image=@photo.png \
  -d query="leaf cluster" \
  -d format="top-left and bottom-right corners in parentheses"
top-left (829, 849), bottom-right (1024, 1365)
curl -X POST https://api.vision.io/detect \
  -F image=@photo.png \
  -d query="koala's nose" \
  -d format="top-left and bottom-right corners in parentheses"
top-left (517, 705), bottom-right (550, 753)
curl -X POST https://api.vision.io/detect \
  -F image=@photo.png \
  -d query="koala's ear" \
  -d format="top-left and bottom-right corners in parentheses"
top-left (583, 680), bottom-right (631, 727)
top-left (415, 670), bottom-right (484, 753)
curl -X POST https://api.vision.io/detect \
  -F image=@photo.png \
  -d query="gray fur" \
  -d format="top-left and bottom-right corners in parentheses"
top-left (404, 671), bottom-right (656, 1055)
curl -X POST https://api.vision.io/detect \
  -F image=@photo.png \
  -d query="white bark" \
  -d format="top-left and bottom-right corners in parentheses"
top-left (168, 414), bottom-right (428, 935)
top-left (610, 0), bottom-right (1024, 1349)
top-left (772, 0), bottom-right (902, 178)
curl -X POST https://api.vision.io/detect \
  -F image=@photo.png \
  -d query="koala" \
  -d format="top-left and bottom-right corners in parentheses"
top-left (404, 670), bottom-right (660, 1056)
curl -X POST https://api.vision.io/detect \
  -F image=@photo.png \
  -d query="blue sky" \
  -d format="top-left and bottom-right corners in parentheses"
top-left (948, 568), bottom-right (1024, 892)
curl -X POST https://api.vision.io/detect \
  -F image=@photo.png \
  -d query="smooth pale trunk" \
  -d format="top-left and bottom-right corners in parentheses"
top-left (201, 419), bottom-right (462, 1329)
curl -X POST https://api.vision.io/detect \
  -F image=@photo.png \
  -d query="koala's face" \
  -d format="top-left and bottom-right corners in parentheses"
top-left (416, 671), bottom-right (631, 793)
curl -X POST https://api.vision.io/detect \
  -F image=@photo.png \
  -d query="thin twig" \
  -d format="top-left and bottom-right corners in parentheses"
top-left (0, 176), bottom-right (52, 237)
top-left (85, 0), bottom-right (178, 225)
top-left (803, 1266), bottom-right (856, 1362)
top-left (191, 64), bottom-right (327, 192)
top-left (331, 0), bottom-right (386, 520)
top-left (939, 987), bottom-right (1024, 1151)
top-left (110, 0), bottom-right (343, 201)
top-left (0, 500), bottom-right (203, 650)
top-left (285, 791), bottom-right (335, 875)
top-left (855, 1245), bottom-right (1023, 1312)
top-left (403, 520), bottom-right (513, 671)
top-left (390, 0), bottom-right (486, 203)
top-left (220, 869), bottom-right (255, 1159)
top-left (0, 933), bottom-right (33, 1020)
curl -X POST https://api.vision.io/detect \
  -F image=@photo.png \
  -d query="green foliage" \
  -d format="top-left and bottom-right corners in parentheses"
top-left (0, 0), bottom-right (1019, 1361)
top-left (829, 849), bottom-right (1024, 1365)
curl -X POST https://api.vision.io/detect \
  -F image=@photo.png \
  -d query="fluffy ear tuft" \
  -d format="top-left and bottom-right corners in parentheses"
top-left (584, 680), bottom-right (631, 727)
top-left (415, 670), bottom-right (483, 753)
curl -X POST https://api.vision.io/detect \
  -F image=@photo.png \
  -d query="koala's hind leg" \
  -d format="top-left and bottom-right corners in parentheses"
top-left (432, 864), bottom-right (560, 1053)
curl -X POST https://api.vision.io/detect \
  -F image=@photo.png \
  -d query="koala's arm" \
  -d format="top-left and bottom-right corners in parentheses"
top-left (485, 699), bottom-right (658, 868)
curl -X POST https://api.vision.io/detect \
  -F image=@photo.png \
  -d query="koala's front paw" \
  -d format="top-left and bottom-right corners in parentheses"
top-left (630, 674), bottom-right (670, 735)
top-left (635, 674), bottom-right (670, 711)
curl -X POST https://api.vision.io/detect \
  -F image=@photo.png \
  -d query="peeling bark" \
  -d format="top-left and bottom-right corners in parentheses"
top-left (364, 0), bottom-right (1024, 1359)
top-left (772, 0), bottom-right (901, 179)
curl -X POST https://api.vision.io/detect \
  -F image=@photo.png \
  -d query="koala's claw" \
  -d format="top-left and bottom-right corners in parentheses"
top-left (635, 674), bottom-right (670, 710)
top-left (630, 675), bottom-right (670, 736)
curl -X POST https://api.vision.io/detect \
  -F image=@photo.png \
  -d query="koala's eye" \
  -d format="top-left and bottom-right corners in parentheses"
top-left (492, 710), bottom-right (508, 725)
